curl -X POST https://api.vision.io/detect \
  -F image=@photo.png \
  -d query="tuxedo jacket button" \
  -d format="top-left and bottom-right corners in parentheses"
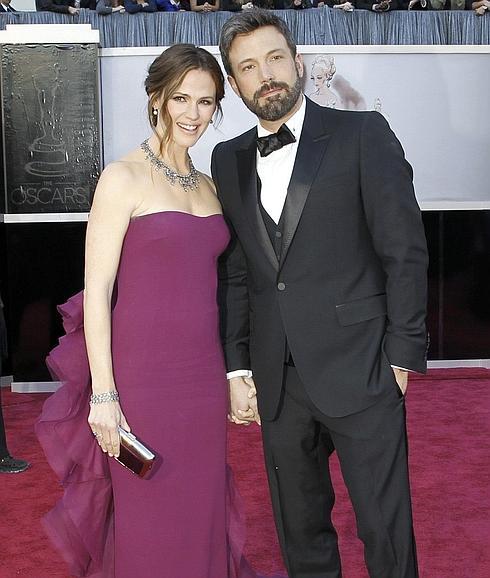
top-left (277, 282), bottom-right (286, 291)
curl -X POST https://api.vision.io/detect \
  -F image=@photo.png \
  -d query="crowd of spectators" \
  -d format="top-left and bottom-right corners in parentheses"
top-left (28, 0), bottom-right (490, 16)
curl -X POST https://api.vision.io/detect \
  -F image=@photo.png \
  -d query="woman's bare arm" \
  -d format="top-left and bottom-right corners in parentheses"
top-left (84, 162), bottom-right (141, 457)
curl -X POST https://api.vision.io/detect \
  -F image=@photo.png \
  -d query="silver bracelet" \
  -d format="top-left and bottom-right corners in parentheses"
top-left (89, 391), bottom-right (120, 405)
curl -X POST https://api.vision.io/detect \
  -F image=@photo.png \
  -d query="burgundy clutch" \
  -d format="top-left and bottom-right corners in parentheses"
top-left (115, 427), bottom-right (156, 478)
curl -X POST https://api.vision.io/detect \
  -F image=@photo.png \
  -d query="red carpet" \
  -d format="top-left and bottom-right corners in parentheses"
top-left (1, 368), bottom-right (489, 578)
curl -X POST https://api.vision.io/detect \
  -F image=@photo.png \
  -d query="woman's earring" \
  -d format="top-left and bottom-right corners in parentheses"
top-left (209, 118), bottom-right (213, 125)
top-left (152, 107), bottom-right (158, 126)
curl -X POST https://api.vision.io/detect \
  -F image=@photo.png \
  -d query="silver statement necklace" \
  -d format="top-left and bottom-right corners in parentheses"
top-left (141, 139), bottom-right (200, 193)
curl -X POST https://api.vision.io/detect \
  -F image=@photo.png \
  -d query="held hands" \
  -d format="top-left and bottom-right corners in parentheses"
top-left (88, 396), bottom-right (131, 458)
top-left (228, 376), bottom-right (261, 427)
top-left (392, 367), bottom-right (408, 396)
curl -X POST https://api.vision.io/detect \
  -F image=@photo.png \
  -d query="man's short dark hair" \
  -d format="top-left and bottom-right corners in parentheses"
top-left (219, 9), bottom-right (297, 77)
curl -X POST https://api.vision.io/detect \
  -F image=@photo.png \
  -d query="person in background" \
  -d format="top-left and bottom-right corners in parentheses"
top-left (407, 0), bottom-right (428, 9)
top-left (35, 0), bottom-right (80, 14)
top-left (156, 0), bottom-right (189, 11)
top-left (425, 0), bottom-right (466, 7)
top-left (190, 0), bottom-right (219, 11)
top-left (285, 0), bottom-right (311, 8)
top-left (356, 0), bottom-right (407, 11)
top-left (252, 0), bottom-right (285, 7)
top-left (470, 0), bottom-right (489, 13)
top-left (0, 295), bottom-right (30, 474)
top-left (0, 0), bottom-right (17, 13)
top-left (432, 0), bottom-right (486, 9)
top-left (96, 0), bottom-right (125, 14)
top-left (36, 0), bottom-right (96, 12)
top-left (123, 0), bottom-right (156, 12)
top-left (313, 0), bottom-right (354, 10)
top-left (222, 0), bottom-right (254, 9)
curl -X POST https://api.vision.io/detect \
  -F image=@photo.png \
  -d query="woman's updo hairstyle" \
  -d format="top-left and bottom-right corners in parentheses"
top-left (145, 44), bottom-right (225, 155)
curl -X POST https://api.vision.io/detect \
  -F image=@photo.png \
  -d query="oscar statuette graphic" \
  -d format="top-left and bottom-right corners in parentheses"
top-left (24, 63), bottom-right (68, 178)
top-left (1, 43), bottom-right (100, 213)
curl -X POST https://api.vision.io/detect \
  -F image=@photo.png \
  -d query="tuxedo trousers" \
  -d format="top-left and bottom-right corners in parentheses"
top-left (261, 365), bottom-right (418, 578)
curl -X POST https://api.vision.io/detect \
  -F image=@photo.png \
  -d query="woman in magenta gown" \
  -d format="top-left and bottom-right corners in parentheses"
top-left (36, 44), bottom-right (270, 578)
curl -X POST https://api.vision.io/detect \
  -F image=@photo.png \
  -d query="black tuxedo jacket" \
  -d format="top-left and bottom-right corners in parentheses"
top-left (212, 98), bottom-right (428, 419)
top-left (0, 3), bottom-right (17, 10)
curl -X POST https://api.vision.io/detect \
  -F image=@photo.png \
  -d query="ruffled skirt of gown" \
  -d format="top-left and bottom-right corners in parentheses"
top-left (36, 292), bottom-right (282, 578)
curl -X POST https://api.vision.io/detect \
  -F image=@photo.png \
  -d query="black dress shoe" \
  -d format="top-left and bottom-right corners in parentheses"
top-left (0, 455), bottom-right (31, 474)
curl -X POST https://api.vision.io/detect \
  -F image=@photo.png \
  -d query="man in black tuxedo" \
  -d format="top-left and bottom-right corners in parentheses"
top-left (212, 10), bottom-right (428, 578)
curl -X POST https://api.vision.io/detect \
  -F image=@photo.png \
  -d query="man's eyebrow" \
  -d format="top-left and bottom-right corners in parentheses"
top-left (236, 49), bottom-right (287, 68)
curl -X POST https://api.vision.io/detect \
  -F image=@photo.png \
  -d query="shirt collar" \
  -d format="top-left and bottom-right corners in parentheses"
top-left (257, 95), bottom-right (306, 139)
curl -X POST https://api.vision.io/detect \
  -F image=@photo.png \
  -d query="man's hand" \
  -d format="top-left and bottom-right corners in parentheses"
top-left (408, 0), bottom-right (427, 8)
top-left (68, 5), bottom-right (80, 13)
top-left (333, 1), bottom-right (354, 10)
top-left (372, 0), bottom-right (391, 10)
top-left (392, 367), bottom-right (408, 396)
top-left (228, 376), bottom-right (261, 426)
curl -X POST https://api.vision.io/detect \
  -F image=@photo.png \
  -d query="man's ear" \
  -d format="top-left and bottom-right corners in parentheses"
top-left (228, 75), bottom-right (241, 99)
top-left (295, 53), bottom-right (304, 79)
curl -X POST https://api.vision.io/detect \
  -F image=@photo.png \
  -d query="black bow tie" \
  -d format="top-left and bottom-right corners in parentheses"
top-left (256, 124), bottom-right (296, 158)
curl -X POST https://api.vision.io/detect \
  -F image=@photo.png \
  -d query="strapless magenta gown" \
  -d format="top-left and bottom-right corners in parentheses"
top-left (36, 211), bottom-right (276, 578)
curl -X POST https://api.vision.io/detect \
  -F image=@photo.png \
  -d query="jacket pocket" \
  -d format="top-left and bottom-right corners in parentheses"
top-left (335, 293), bottom-right (387, 327)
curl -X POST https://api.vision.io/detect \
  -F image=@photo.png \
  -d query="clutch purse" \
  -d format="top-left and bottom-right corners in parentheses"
top-left (115, 427), bottom-right (156, 478)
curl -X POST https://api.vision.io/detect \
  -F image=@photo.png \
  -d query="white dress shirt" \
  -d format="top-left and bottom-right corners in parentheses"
top-left (227, 98), bottom-right (306, 380)
top-left (256, 96), bottom-right (306, 224)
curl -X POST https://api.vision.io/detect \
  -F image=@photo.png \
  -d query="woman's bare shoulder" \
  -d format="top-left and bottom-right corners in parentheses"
top-left (93, 149), bottom-right (148, 215)
top-left (101, 148), bottom-right (147, 183)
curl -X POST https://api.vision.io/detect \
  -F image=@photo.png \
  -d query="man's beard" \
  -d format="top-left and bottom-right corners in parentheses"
top-left (240, 74), bottom-right (303, 122)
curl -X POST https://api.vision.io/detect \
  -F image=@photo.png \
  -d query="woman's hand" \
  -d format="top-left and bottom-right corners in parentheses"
top-left (88, 399), bottom-right (130, 458)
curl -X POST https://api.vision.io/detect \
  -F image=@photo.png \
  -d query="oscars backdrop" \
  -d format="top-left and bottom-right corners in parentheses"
top-left (1, 43), bottom-right (100, 213)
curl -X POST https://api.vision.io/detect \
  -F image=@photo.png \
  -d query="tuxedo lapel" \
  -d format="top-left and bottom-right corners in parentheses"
top-left (236, 132), bottom-right (279, 272)
top-left (280, 100), bottom-right (332, 269)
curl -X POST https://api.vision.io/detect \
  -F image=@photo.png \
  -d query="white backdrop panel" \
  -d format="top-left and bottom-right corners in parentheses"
top-left (100, 48), bottom-right (490, 206)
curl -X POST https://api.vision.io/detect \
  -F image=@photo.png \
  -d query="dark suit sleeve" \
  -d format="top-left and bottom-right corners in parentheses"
top-left (359, 112), bottom-right (428, 373)
top-left (355, 0), bottom-right (374, 8)
top-left (36, 0), bottom-right (72, 13)
top-left (221, 0), bottom-right (242, 10)
top-left (96, 0), bottom-right (113, 13)
top-left (211, 144), bottom-right (251, 373)
top-left (123, 0), bottom-right (142, 12)
top-left (142, 0), bottom-right (157, 11)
